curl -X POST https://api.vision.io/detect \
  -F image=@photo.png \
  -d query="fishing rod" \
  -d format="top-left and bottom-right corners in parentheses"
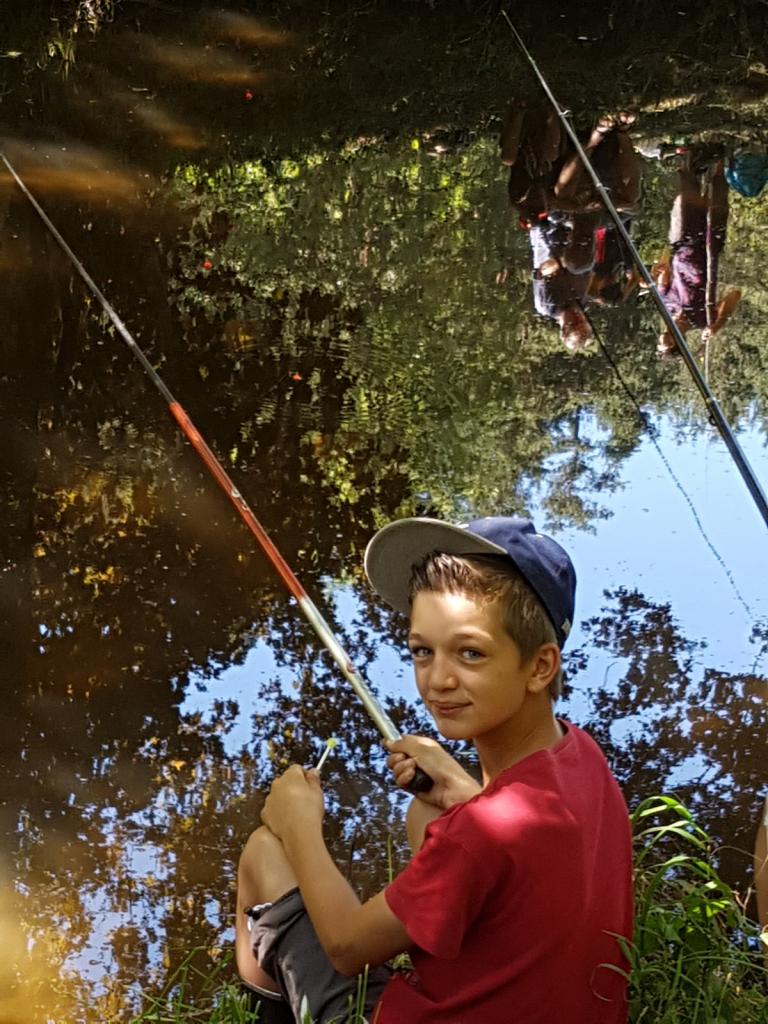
top-left (1, 152), bottom-right (432, 795)
top-left (501, 11), bottom-right (768, 531)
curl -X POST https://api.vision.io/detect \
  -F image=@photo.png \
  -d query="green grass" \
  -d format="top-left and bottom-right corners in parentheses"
top-left (132, 797), bottom-right (768, 1022)
top-left (625, 796), bottom-right (767, 1023)
top-left (129, 951), bottom-right (259, 1023)
top-left (129, 952), bottom-right (372, 1023)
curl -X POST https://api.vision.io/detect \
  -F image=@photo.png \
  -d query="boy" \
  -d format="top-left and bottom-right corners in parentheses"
top-left (236, 516), bottom-right (633, 1023)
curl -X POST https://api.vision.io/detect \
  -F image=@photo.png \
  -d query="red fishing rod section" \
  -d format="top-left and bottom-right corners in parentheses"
top-left (1, 152), bottom-right (432, 794)
top-left (167, 402), bottom-right (305, 602)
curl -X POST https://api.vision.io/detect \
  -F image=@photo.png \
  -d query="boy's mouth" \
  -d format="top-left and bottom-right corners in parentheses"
top-left (432, 702), bottom-right (471, 716)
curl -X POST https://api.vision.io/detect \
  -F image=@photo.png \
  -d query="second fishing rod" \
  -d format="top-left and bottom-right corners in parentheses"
top-left (0, 152), bottom-right (432, 796)
top-left (501, 11), bottom-right (768, 530)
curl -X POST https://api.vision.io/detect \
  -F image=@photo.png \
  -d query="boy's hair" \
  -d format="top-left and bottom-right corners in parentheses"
top-left (407, 551), bottom-right (563, 700)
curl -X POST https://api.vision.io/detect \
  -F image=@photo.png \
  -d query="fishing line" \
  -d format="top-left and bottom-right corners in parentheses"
top-left (582, 306), bottom-right (755, 622)
top-left (500, 9), bottom-right (768, 531)
top-left (525, 229), bottom-right (754, 620)
top-left (1, 151), bottom-right (432, 795)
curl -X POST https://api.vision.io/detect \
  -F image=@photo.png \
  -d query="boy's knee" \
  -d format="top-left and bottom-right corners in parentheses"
top-left (243, 825), bottom-right (278, 853)
top-left (239, 826), bottom-right (281, 877)
top-left (238, 825), bottom-right (298, 905)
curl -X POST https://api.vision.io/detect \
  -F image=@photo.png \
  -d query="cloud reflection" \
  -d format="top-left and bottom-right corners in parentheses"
top-left (208, 12), bottom-right (293, 48)
top-left (0, 139), bottom-right (143, 205)
top-left (140, 37), bottom-right (266, 87)
top-left (108, 90), bottom-right (205, 150)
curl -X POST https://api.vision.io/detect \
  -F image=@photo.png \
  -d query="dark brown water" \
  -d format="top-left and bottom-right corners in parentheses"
top-left (1, 2), bottom-right (767, 1020)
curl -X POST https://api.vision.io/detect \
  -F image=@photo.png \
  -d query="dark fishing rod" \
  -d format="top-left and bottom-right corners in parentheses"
top-left (1, 152), bottom-right (432, 794)
top-left (501, 11), bottom-right (768, 530)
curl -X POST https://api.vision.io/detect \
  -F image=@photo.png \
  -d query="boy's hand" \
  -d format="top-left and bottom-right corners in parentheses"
top-left (385, 735), bottom-right (481, 810)
top-left (261, 765), bottom-right (324, 841)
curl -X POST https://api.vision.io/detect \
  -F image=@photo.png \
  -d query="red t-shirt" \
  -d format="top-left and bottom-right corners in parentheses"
top-left (375, 722), bottom-right (632, 1023)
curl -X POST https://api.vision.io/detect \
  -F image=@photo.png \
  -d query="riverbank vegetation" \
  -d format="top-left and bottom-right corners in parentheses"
top-left (131, 796), bottom-right (768, 1023)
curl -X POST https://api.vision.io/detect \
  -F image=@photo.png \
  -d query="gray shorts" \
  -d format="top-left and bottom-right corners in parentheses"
top-left (245, 887), bottom-right (391, 1023)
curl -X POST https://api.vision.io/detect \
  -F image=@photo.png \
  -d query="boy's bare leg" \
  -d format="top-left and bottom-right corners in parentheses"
top-left (236, 826), bottom-right (299, 993)
top-left (406, 798), bottom-right (444, 855)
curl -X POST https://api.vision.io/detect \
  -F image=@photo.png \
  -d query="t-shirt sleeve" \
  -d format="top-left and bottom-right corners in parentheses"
top-left (384, 826), bottom-right (499, 960)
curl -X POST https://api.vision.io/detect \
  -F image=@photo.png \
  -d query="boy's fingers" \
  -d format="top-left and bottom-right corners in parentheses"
top-left (394, 764), bottom-right (415, 788)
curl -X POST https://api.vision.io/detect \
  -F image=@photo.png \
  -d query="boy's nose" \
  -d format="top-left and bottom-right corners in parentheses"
top-left (426, 656), bottom-right (460, 692)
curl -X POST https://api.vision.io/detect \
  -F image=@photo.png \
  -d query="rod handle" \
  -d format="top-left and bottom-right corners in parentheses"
top-left (405, 766), bottom-right (434, 795)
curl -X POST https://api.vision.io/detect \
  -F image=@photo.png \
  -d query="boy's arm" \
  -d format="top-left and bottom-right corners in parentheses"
top-left (261, 765), bottom-right (411, 977)
top-left (389, 735), bottom-right (482, 853)
top-left (284, 821), bottom-right (410, 976)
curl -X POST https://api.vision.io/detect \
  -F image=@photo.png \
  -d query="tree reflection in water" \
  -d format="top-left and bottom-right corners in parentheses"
top-left (1, 1), bottom-right (767, 1020)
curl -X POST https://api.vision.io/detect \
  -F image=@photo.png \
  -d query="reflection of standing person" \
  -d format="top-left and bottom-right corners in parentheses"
top-left (501, 105), bottom-right (642, 349)
top-left (654, 157), bottom-right (741, 355)
top-left (558, 116), bottom-right (642, 310)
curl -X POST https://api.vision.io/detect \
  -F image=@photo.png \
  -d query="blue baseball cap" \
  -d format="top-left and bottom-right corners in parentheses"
top-left (364, 516), bottom-right (576, 648)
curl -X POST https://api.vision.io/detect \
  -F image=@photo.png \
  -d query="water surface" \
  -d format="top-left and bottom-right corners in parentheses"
top-left (0, 2), bottom-right (766, 1020)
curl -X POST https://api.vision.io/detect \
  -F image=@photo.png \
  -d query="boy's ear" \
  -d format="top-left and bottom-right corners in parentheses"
top-left (526, 643), bottom-right (560, 693)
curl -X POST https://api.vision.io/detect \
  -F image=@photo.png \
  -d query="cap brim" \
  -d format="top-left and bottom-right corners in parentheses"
top-left (364, 518), bottom-right (507, 615)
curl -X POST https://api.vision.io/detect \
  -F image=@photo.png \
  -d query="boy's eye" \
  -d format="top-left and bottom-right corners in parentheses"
top-left (461, 648), bottom-right (484, 661)
top-left (409, 645), bottom-right (431, 659)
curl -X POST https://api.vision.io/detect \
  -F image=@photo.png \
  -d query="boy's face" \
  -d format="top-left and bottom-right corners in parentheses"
top-left (408, 590), bottom-right (551, 743)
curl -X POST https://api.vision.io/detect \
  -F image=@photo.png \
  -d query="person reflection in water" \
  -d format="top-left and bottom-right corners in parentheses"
top-left (500, 103), bottom-right (642, 352)
top-left (653, 151), bottom-right (741, 356)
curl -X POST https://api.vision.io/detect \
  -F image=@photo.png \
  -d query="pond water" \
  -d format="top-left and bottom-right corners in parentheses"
top-left (1, 2), bottom-right (767, 1020)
